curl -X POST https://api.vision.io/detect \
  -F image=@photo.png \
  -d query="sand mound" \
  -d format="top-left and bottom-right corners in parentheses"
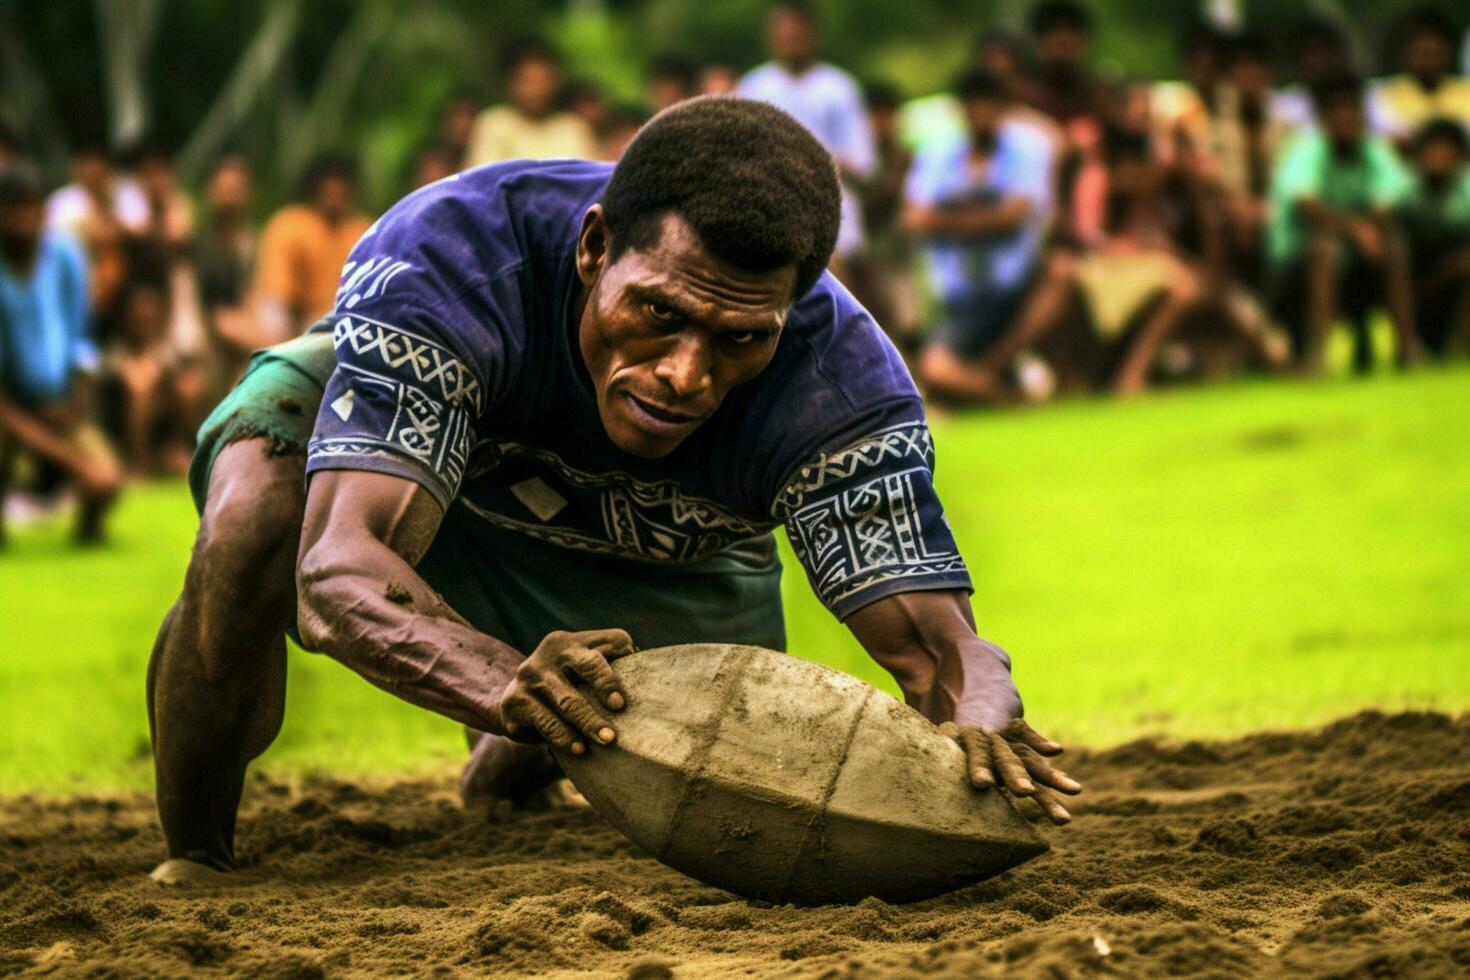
top-left (2, 710), bottom-right (1468, 977)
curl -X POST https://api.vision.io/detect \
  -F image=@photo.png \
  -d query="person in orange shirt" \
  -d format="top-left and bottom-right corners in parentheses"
top-left (253, 156), bottom-right (371, 338)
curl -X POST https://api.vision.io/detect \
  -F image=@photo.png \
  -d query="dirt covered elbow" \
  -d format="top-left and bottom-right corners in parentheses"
top-left (294, 543), bottom-right (340, 653)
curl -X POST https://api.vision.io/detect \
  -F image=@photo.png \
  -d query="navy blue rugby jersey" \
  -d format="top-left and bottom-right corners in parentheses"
top-left (305, 160), bottom-right (971, 618)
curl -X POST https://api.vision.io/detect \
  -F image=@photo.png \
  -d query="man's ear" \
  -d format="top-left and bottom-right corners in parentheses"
top-left (575, 204), bottom-right (608, 286)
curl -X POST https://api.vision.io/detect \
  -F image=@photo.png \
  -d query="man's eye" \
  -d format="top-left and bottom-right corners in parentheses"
top-left (725, 331), bottom-right (760, 345)
top-left (647, 302), bottom-right (678, 321)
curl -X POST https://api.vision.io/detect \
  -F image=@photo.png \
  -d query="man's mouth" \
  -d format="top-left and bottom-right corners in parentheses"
top-left (622, 393), bottom-right (704, 436)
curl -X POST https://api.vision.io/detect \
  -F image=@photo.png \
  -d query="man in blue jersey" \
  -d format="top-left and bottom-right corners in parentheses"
top-left (147, 98), bottom-right (1078, 884)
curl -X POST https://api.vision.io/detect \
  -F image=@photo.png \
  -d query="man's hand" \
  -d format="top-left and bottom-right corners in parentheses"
top-left (498, 629), bottom-right (635, 755)
top-left (938, 718), bottom-right (1081, 825)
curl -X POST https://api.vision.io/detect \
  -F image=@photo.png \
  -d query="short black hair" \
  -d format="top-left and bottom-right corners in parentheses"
top-left (601, 96), bottom-right (840, 299)
top-left (1178, 19), bottom-right (1223, 59)
top-left (1029, 1), bottom-right (1094, 37)
top-left (863, 81), bottom-right (904, 111)
top-left (0, 163), bottom-right (45, 207)
top-left (769, 0), bottom-right (816, 23)
top-left (302, 153), bottom-right (357, 197)
top-left (1400, 6), bottom-right (1458, 47)
top-left (1226, 29), bottom-right (1274, 68)
top-left (502, 36), bottom-right (560, 78)
top-left (1312, 72), bottom-right (1364, 113)
top-left (1415, 117), bottom-right (1470, 157)
top-left (647, 52), bottom-right (697, 87)
top-left (954, 68), bottom-right (1006, 102)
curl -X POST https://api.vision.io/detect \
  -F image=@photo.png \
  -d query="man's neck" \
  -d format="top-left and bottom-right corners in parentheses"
top-left (779, 58), bottom-right (815, 76)
top-left (1329, 136), bottom-right (1362, 162)
top-left (1412, 71), bottom-right (1445, 93)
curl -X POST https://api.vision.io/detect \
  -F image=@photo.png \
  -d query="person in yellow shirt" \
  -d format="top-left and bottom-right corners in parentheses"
top-left (253, 156), bottom-right (372, 337)
top-left (1369, 7), bottom-right (1470, 144)
top-left (464, 38), bottom-right (596, 167)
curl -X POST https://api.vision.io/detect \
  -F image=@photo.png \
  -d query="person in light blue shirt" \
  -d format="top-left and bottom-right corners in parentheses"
top-left (738, 2), bottom-right (875, 265)
top-left (902, 70), bottom-right (1072, 403)
top-left (0, 165), bottom-right (121, 545)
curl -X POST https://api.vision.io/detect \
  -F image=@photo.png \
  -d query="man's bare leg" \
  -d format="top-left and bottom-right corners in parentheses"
top-left (916, 253), bottom-right (1078, 405)
top-left (1303, 233), bottom-right (1339, 372)
top-left (147, 440), bottom-right (303, 879)
top-left (1111, 266), bottom-right (1202, 395)
top-left (1377, 227), bottom-right (1422, 367)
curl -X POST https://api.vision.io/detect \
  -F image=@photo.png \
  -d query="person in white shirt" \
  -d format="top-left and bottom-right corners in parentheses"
top-left (738, 2), bottom-right (875, 277)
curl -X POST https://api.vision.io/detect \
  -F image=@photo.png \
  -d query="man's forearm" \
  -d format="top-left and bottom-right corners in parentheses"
top-left (845, 589), bottom-right (1021, 731)
top-left (907, 199), bottom-right (1031, 239)
top-left (297, 533), bottom-right (519, 733)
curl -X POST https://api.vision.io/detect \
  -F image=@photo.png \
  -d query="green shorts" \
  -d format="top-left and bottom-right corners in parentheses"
top-left (189, 333), bottom-right (786, 653)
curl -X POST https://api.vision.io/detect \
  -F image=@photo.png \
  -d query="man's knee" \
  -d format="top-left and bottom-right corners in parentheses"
top-left (188, 441), bottom-right (306, 608)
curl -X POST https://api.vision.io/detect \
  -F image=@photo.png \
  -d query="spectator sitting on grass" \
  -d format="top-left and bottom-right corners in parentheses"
top-left (253, 155), bottom-right (372, 338)
top-left (104, 278), bottom-right (195, 476)
top-left (0, 165), bottom-right (122, 546)
top-left (1369, 6), bottom-right (1470, 146)
top-left (852, 81), bottom-right (919, 355)
top-left (1266, 74), bottom-right (1421, 371)
top-left (902, 69), bottom-right (1069, 404)
top-left (464, 37), bottom-right (596, 167)
top-left (194, 155), bottom-right (265, 383)
top-left (1398, 117), bottom-right (1470, 358)
top-left (599, 104), bottom-right (649, 162)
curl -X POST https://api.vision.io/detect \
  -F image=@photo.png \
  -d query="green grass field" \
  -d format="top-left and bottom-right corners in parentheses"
top-left (2, 368), bottom-right (1468, 794)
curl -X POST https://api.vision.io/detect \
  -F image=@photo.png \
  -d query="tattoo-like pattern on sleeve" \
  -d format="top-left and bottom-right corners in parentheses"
top-left (772, 422), bottom-right (969, 613)
top-left (308, 313), bottom-right (483, 501)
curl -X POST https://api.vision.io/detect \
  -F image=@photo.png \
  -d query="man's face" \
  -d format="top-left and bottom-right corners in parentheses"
top-left (576, 209), bottom-right (797, 459)
top-left (312, 175), bottom-right (355, 222)
top-left (509, 58), bottom-right (561, 118)
top-left (1230, 59), bottom-right (1272, 98)
top-left (1404, 30), bottom-right (1451, 80)
top-left (962, 96), bottom-right (1005, 139)
top-left (139, 157), bottom-right (175, 200)
top-left (0, 200), bottom-right (43, 259)
top-left (1322, 97), bottom-right (1364, 144)
top-left (442, 100), bottom-right (478, 147)
top-left (74, 153), bottom-right (109, 195)
top-left (1417, 139), bottom-right (1465, 184)
top-left (208, 163), bottom-right (250, 214)
top-left (768, 8), bottom-right (816, 67)
top-left (870, 104), bottom-right (898, 143)
top-left (1298, 40), bottom-right (1345, 86)
top-left (1037, 27), bottom-right (1088, 75)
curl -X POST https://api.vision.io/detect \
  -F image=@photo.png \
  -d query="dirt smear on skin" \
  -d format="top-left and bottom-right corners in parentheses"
top-left (2, 710), bottom-right (1468, 978)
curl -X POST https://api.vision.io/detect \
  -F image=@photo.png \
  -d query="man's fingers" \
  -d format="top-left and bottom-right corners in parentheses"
top-left (577, 629), bottom-right (636, 659)
top-left (513, 697), bottom-right (585, 755)
top-left (564, 646), bottom-right (627, 711)
top-left (541, 678), bottom-right (617, 746)
top-left (989, 734), bottom-right (1036, 796)
top-left (1032, 787), bottom-right (1073, 825)
top-left (1013, 743), bottom-right (1083, 795)
top-left (962, 729), bottom-right (996, 789)
top-left (1006, 719), bottom-right (1063, 756)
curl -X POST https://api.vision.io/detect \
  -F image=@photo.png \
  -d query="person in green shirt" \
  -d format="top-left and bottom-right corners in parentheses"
top-left (1266, 74), bottom-right (1423, 371)
top-left (1399, 117), bottom-right (1470, 357)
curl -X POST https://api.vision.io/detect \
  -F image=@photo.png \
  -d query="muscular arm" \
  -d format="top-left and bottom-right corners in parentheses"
top-left (296, 469), bottom-right (631, 751)
top-left (296, 470), bottom-right (517, 732)
top-left (844, 588), bottom-right (1019, 730)
top-left (846, 589), bottom-right (1080, 822)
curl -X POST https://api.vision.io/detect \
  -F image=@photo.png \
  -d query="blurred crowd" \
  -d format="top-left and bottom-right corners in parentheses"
top-left (3, 1), bottom-right (1470, 545)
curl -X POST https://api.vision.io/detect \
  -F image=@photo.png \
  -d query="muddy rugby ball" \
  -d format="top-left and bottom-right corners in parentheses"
top-left (551, 644), bottom-right (1046, 905)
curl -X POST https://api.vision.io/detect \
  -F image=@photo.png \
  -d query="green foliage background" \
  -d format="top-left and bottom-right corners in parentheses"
top-left (6, 0), bottom-right (1468, 211)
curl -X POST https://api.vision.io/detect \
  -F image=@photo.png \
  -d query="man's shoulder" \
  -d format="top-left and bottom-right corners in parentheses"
top-left (773, 273), bottom-right (918, 411)
top-left (353, 160), bottom-right (610, 281)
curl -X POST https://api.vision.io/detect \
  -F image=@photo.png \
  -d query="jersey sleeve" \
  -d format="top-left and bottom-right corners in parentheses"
top-left (771, 401), bottom-right (972, 620)
top-left (305, 195), bottom-right (511, 510)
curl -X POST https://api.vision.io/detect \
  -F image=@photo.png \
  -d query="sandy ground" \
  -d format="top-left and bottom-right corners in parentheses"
top-left (1, 710), bottom-right (1467, 978)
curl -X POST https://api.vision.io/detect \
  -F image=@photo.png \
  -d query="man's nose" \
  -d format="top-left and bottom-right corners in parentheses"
top-left (654, 335), bottom-right (713, 400)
